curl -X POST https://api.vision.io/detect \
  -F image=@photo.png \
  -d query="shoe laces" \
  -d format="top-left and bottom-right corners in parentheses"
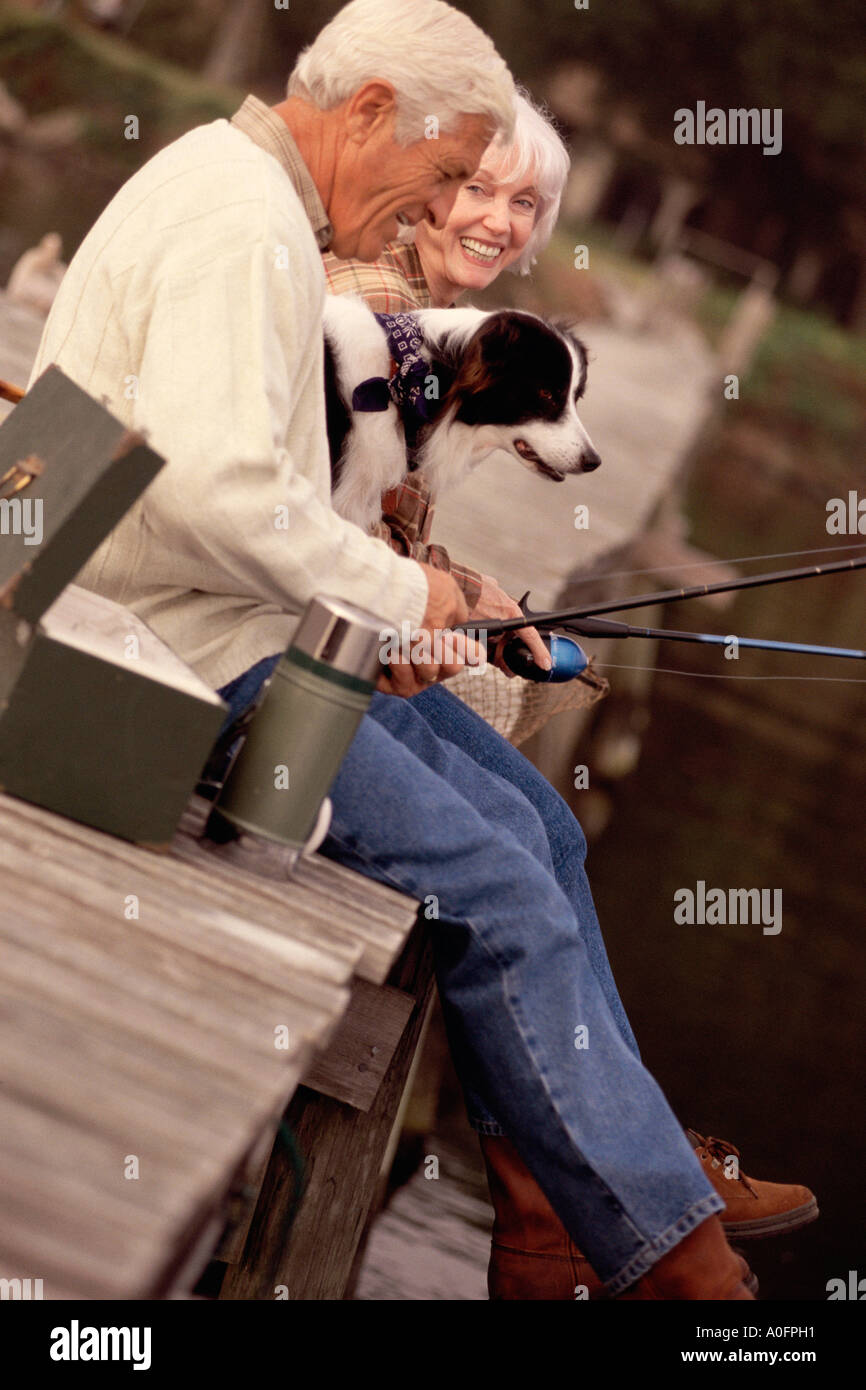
top-left (687, 1128), bottom-right (759, 1198)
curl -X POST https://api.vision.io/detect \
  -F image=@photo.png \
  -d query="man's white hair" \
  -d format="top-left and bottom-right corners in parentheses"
top-left (287, 0), bottom-right (515, 146)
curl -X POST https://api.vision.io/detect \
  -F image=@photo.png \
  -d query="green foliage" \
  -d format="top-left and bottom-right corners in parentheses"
top-left (744, 305), bottom-right (866, 449)
top-left (0, 7), bottom-right (240, 167)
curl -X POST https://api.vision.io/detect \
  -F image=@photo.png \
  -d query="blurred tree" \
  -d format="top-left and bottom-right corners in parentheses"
top-left (201, 0), bottom-right (265, 87)
top-left (460, 0), bottom-right (866, 322)
top-left (8, 0), bottom-right (864, 319)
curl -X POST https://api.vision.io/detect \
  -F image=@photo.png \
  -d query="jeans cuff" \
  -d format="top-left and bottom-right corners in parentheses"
top-left (602, 1193), bottom-right (727, 1297)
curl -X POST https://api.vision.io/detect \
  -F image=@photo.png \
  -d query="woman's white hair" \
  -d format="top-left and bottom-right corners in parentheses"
top-left (486, 89), bottom-right (571, 275)
top-left (287, 0), bottom-right (515, 146)
top-left (402, 89), bottom-right (570, 276)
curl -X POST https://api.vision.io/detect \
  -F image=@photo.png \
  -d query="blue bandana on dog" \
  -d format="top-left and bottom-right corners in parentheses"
top-left (350, 312), bottom-right (436, 463)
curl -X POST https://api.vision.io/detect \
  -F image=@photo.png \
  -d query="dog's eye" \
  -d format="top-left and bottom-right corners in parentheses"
top-left (538, 389), bottom-right (555, 404)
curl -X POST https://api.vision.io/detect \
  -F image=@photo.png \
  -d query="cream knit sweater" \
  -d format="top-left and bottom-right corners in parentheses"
top-left (28, 117), bottom-right (429, 690)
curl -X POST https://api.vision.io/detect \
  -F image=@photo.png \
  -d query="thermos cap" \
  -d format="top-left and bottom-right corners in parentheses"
top-left (291, 594), bottom-right (387, 683)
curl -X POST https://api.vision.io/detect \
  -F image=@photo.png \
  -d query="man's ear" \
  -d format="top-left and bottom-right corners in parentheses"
top-left (344, 80), bottom-right (399, 146)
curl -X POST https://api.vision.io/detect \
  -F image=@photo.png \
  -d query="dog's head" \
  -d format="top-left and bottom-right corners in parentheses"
top-left (434, 311), bottom-right (601, 482)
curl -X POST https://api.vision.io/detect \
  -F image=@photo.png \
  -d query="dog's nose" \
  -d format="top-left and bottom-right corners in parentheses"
top-left (581, 448), bottom-right (602, 472)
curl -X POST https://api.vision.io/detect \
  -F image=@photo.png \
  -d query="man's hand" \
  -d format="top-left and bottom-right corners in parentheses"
top-left (378, 565), bottom-right (485, 696)
top-left (468, 573), bottom-right (551, 678)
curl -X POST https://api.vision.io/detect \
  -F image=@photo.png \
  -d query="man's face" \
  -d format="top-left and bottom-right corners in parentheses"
top-left (329, 110), bottom-right (494, 262)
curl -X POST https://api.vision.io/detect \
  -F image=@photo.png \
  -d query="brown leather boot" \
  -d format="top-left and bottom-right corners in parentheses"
top-left (618, 1214), bottom-right (755, 1300)
top-left (480, 1135), bottom-right (607, 1299)
top-left (688, 1130), bottom-right (818, 1239)
top-left (480, 1134), bottom-right (758, 1300)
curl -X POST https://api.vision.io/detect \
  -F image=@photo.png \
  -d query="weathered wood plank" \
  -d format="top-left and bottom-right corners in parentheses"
top-left (0, 797), bottom-right (355, 1006)
top-left (0, 933), bottom-right (294, 1091)
top-left (172, 830), bottom-right (405, 986)
top-left (0, 1201), bottom-right (166, 1301)
top-left (219, 921), bottom-right (436, 1300)
top-left (176, 796), bottom-right (418, 984)
top-left (0, 995), bottom-right (282, 1156)
top-left (301, 978), bottom-right (416, 1112)
top-left (0, 858), bottom-right (343, 1060)
top-left (213, 1124), bottom-right (280, 1266)
top-left (0, 894), bottom-right (330, 1060)
top-left (0, 1093), bottom-right (223, 1221)
top-left (3, 790), bottom-right (417, 991)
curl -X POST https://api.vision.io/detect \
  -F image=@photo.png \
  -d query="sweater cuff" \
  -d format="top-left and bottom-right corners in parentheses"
top-left (390, 553), bottom-right (429, 631)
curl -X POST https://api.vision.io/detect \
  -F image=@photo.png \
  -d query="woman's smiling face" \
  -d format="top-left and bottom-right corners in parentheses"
top-left (414, 164), bottom-right (539, 304)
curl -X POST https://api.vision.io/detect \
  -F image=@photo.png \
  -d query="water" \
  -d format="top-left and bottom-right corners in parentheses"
top-left (582, 429), bottom-right (866, 1300)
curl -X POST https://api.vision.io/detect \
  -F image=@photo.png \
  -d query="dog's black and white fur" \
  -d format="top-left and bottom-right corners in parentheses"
top-left (322, 295), bottom-right (601, 532)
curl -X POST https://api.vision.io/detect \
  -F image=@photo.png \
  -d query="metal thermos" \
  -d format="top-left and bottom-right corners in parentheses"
top-left (206, 595), bottom-right (385, 854)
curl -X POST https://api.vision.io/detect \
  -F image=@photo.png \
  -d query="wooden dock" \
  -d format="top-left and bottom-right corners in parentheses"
top-left (0, 789), bottom-right (425, 1299)
top-left (0, 281), bottom-right (720, 1300)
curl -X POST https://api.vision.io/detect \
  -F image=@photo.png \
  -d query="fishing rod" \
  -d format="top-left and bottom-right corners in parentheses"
top-left (455, 551), bottom-right (866, 682)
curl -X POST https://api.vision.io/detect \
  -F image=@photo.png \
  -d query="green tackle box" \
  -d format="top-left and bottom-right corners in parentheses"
top-left (0, 365), bottom-right (226, 846)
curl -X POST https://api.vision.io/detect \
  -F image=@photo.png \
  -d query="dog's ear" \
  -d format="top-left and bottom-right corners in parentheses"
top-left (431, 327), bottom-right (472, 375)
top-left (549, 316), bottom-right (589, 370)
top-left (440, 319), bottom-right (499, 404)
top-left (475, 310), bottom-right (527, 358)
top-left (435, 311), bottom-right (516, 370)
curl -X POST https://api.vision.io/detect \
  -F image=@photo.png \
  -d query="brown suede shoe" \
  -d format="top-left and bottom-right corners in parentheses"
top-left (618, 1215), bottom-right (755, 1300)
top-left (688, 1129), bottom-right (818, 1239)
top-left (480, 1134), bottom-right (757, 1300)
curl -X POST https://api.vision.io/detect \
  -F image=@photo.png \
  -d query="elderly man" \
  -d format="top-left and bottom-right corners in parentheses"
top-left (29, 0), bottom-right (758, 1299)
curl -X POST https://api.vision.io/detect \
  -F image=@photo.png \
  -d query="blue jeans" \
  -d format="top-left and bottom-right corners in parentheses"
top-left (215, 660), bottom-right (721, 1292)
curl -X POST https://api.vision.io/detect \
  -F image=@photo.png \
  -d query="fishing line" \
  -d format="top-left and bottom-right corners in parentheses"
top-left (559, 542), bottom-right (866, 589)
top-left (596, 661), bottom-right (866, 684)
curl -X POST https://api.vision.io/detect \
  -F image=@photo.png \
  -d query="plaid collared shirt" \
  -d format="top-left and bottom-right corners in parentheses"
top-left (322, 244), bottom-right (483, 607)
top-left (322, 240), bottom-right (433, 313)
top-left (230, 95), bottom-right (333, 250)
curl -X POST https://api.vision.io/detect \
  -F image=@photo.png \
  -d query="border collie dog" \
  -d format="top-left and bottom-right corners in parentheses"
top-left (322, 296), bottom-right (601, 532)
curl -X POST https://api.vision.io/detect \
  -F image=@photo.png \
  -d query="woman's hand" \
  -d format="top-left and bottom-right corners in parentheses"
top-left (468, 574), bottom-right (551, 677)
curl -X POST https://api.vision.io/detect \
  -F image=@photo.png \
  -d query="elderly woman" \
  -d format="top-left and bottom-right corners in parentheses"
top-left (323, 91), bottom-right (565, 644)
top-left (322, 90), bottom-right (815, 1299)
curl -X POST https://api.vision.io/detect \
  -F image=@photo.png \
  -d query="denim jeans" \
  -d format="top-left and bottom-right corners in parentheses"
top-left (215, 660), bottom-right (721, 1292)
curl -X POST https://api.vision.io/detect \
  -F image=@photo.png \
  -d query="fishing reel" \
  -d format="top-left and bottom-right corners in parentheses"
top-left (490, 589), bottom-right (589, 683)
top-left (495, 631), bottom-right (588, 683)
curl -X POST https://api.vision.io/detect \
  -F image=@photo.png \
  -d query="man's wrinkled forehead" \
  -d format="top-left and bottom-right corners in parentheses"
top-left (445, 114), bottom-right (497, 178)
